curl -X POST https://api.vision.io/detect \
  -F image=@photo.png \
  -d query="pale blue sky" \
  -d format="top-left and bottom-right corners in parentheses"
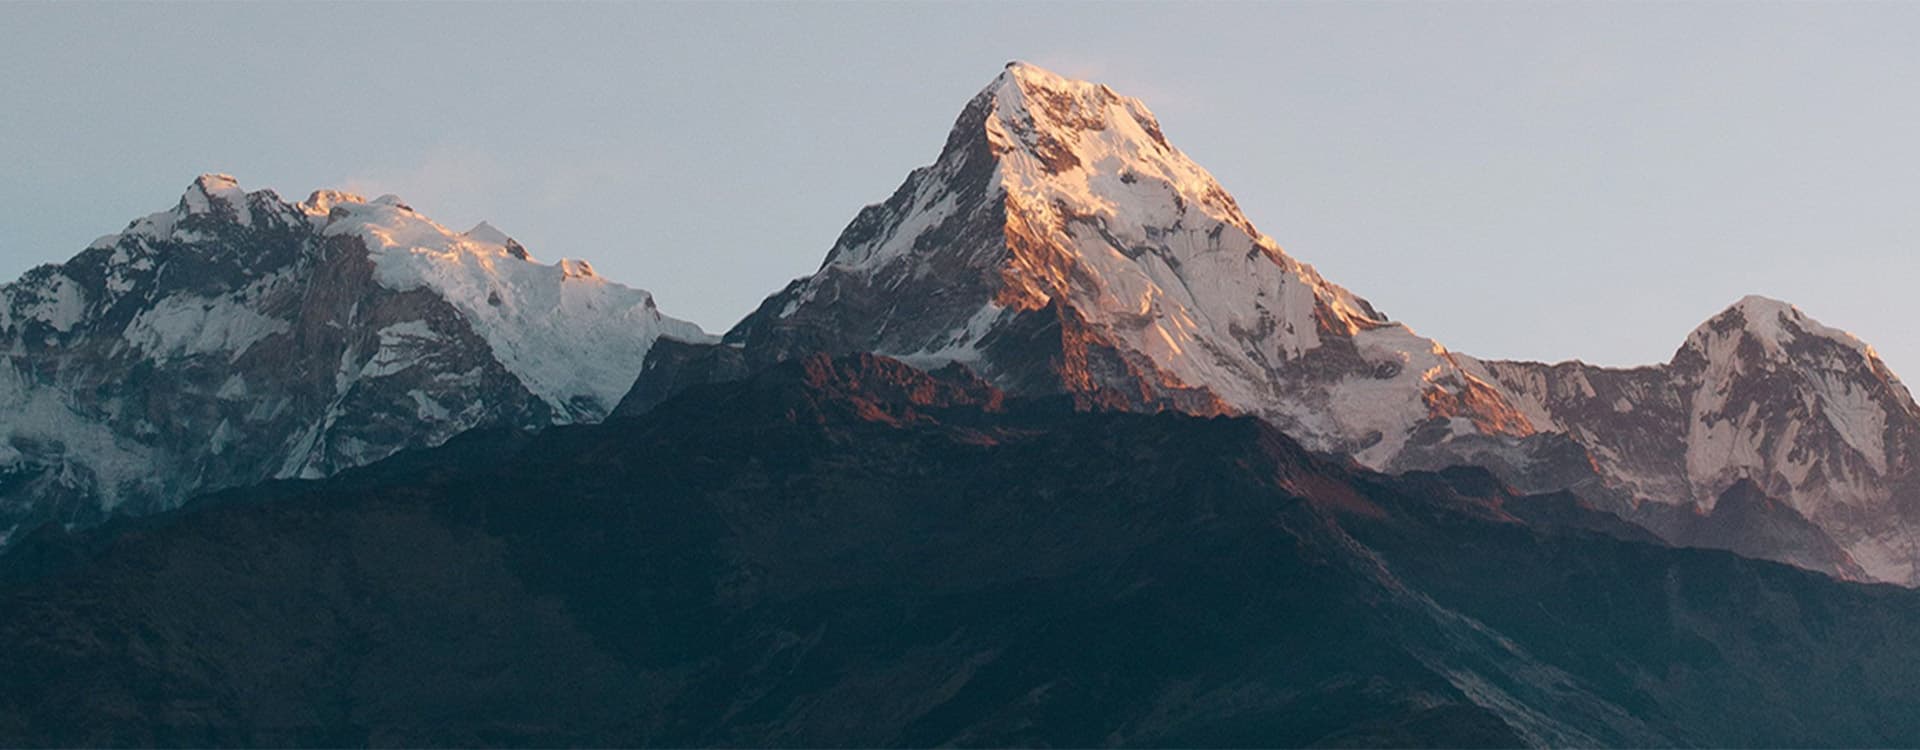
top-left (5, 2), bottom-right (1918, 377)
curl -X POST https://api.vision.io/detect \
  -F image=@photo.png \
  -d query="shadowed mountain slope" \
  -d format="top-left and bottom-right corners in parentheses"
top-left (2, 355), bottom-right (1918, 747)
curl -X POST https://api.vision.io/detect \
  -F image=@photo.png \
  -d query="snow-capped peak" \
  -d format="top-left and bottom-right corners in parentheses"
top-left (94, 175), bottom-right (273, 247)
top-left (181, 173), bottom-right (247, 218)
top-left (1685, 294), bottom-right (1875, 362)
top-left (998, 60), bottom-right (1076, 87)
top-left (735, 63), bottom-right (1529, 468)
top-left (963, 62), bottom-right (1384, 336)
top-left (984, 61), bottom-right (1256, 235)
top-left (1668, 294), bottom-right (1918, 573)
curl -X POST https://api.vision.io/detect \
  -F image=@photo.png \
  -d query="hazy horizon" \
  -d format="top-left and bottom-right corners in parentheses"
top-left (6, 2), bottom-right (1918, 377)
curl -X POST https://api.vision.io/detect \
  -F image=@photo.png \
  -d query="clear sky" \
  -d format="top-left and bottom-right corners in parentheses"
top-left (5, 2), bottom-right (1918, 378)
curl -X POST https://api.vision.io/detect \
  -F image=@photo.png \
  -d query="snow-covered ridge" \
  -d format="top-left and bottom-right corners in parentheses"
top-left (310, 188), bottom-right (715, 413)
top-left (84, 174), bottom-right (715, 418)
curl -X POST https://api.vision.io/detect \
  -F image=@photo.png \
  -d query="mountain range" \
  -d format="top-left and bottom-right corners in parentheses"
top-left (631, 62), bottom-right (1920, 586)
top-left (7, 353), bottom-right (1920, 746)
top-left (2, 61), bottom-right (1919, 746)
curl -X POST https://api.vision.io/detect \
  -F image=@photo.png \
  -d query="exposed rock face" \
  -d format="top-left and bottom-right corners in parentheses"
top-left (0, 175), bottom-right (711, 539)
top-left (1482, 296), bottom-right (1920, 584)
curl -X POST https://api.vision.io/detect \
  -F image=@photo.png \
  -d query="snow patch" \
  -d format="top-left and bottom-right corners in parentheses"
top-left (0, 364), bottom-right (161, 509)
top-left (122, 296), bottom-right (288, 361)
top-left (25, 274), bottom-right (88, 333)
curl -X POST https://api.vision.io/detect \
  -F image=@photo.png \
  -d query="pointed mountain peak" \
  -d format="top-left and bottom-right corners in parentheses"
top-left (370, 194), bottom-right (413, 212)
top-left (1720, 294), bottom-right (1803, 331)
top-left (800, 63), bottom-right (1351, 321)
top-left (969, 62), bottom-right (1179, 178)
top-left (180, 173), bottom-right (250, 219)
top-left (463, 221), bottom-right (510, 245)
top-left (995, 61), bottom-right (1098, 93)
top-left (99, 174), bottom-right (267, 244)
top-left (940, 64), bottom-right (1371, 325)
top-left (715, 62), bottom-right (1513, 469)
top-left (991, 61), bottom-right (1126, 107)
top-left (1686, 294), bottom-right (1873, 361)
top-left (1730, 293), bottom-right (1792, 311)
